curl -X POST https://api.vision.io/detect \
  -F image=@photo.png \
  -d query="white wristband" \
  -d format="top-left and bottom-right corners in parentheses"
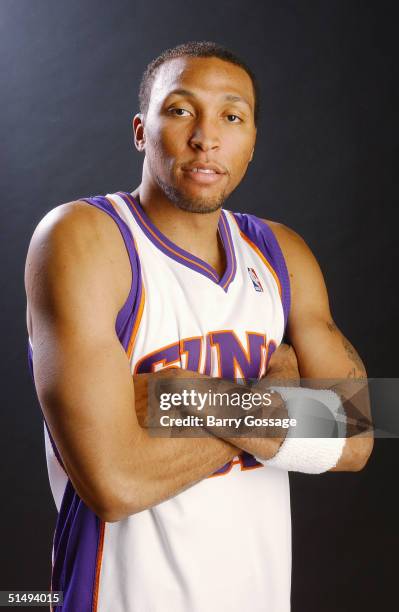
top-left (263, 387), bottom-right (347, 474)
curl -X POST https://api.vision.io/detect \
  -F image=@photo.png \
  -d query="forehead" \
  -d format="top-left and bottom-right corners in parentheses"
top-left (150, 56), bottom-right (255, 107)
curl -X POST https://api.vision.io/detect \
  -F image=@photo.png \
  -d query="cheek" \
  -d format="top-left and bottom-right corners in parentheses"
top-left (225, 135), bottom-right (254, 178)
top-left (147, 120), bottom-right (187, 156)
top-left (145, 126), bottom-right (177, 174)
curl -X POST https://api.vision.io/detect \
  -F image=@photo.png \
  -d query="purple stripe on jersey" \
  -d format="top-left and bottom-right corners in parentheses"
top-left (44, 420), bottom-right (66, 471)
top-left (233, 213), bottom-right (291, 331)
top-left (117, 191), bottom-right (237, 292)
top-left (27, 342), bottom-right (34, 378)
top-left (81, 196), bottom-right (142, 348)
top-left (51, 480), bottom-right (101, 612)
top-left (26, 195), bottom-right (144, 611)
top-left (117, 191), bottom-right (216, 278)
top-left (218, 211), bottom-right (237, 290)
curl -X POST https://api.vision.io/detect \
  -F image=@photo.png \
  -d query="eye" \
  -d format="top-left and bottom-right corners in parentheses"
top-left (226, 114), bottom-right (242, 123)
top-left (168, 107), bottom-right (192, 117)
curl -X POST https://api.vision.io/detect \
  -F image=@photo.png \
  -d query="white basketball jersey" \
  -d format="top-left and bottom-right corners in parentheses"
top-left (28, 191), bottom-right (292, 612)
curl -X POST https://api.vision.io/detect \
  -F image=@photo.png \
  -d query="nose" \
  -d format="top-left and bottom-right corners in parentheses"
top-left (188, 116), bottom-right (220, 152)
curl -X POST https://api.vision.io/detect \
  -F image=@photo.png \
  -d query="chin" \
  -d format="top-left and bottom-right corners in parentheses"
top-left (159, 178), bottom-right (227, 214)
top-left (174, 197), bottom-right (224, 214)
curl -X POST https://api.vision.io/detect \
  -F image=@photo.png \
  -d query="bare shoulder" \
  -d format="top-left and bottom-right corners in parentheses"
top-left (27, 199), bottom-right (124, 254)
top-left (25, 199), bottom-right (131, 338)
top-left (261, 218), bottom-right (312, 266)
top-left (260, 217), bottom-right (329, 311)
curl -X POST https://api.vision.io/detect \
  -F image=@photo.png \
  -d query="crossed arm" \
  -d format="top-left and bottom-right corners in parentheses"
top-left (169, 221), bottom-right (373, 471)
top-left (263, 221), bottom-right (373, 471)
top-left (25, 203), bottom-right (373, 523)
top-left (25, 203), bottom-right (243, 522)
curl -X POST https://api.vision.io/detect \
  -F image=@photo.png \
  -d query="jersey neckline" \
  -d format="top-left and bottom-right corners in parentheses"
top-left (115, 191), bottom-right (237, 292)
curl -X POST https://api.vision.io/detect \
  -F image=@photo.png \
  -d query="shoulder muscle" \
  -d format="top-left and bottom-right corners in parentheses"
top-left (261, 219), bottom-right (331, 323)
top-left (25, 199), bottom-right (132, 342)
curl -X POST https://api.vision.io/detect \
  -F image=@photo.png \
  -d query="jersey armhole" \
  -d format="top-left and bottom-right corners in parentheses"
top-left (259, 218), bottom-right (291, 332)
top-left (80, 196), bottom-right (141, 344)
top-left (232, 212), bottom-right (291, 333)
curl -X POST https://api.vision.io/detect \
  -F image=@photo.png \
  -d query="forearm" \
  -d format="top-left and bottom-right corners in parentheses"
top-left (220, 376), bottom-right (373, 469)
top-left (266, 352), bottom-right (373, 471)
top-left (112, 371), bottom-right (240, 520)
top-left (143, 369), bottom-right (287, 463)
top-left (327, 377), bottom-right (373, 471)
top-left (220, 364), bottom-right (299, 459)
top-left (119, 429), bottom-right (239, 518)
top-left (170, 358), bottom-right (373, 471)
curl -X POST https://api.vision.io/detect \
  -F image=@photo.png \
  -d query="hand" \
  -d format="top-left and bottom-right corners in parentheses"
top-left (264, 343), bottom-right (300, 384)
top-left (132, 373), bottom-right (150, 427)
top-left (132, 368), bottom-right (204, 428)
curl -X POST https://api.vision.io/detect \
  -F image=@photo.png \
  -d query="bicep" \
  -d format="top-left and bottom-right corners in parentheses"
top-left (276, 225), bottom-right (366, 378)
top-left (290, 314), bottom-right (367, 380)
top-left (25, 204), bottom-right (138, 517)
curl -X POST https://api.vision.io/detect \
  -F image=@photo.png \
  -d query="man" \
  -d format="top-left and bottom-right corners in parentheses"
top-left (25, 42), bottom-right (373, 612)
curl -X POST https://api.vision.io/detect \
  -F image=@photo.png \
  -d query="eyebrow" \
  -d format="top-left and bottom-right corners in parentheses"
top-left (223, 94), bottom-right (252, 110)
top-left (167, 89), bottom-right (253, 111)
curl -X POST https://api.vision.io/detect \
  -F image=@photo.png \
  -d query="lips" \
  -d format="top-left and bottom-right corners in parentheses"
top-left (181, 162), bottom-right (227, 175)
top-left (180, 163), bottom-right (227, 185)
top-left (188, 167), bottom-right (218, 174)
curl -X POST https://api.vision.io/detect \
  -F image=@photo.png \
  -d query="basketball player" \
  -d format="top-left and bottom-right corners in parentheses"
top-left (25, 42), bottom-right (373, 612)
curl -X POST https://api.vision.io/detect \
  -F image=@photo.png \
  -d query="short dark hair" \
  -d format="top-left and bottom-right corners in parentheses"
top-left (139, 41), bottom-right (259, 126)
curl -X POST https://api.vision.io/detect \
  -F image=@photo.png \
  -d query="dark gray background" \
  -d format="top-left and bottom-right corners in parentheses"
top-left (1, 0), bottom-right (398, 610)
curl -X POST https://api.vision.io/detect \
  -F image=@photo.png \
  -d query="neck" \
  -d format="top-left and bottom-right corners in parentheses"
top-left (131, 170), bottom-right (225, 275)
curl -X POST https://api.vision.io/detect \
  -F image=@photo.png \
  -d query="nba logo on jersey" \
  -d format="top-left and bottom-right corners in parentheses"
top-left (247, 267), bottom-right (263, 292)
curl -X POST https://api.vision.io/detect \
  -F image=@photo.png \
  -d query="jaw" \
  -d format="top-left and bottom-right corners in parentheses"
top-left (141, 155), bottom-right (238, 213)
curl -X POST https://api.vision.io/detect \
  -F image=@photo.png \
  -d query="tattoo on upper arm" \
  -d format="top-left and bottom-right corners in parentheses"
top-left (326, 321), bottom-right (366, 377)
top-left (342, 337), bottom-right (366, 376)
top-left (326, 320), bottom-right (337, 333)
top-left (347, 367), bottom-right (367, 380)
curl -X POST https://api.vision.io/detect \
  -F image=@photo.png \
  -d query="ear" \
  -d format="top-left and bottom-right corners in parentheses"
top-left (249, 147), bottom-right (255, 162)
top-left (133, 113), bottom-right (146, 152)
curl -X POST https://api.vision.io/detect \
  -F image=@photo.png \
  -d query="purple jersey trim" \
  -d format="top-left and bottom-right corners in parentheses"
top-left (27, 349), bottom-right (100, 612)
top-left (117, 191), bottom-right (237, 292)
top-left (26, 195), bottom-right (144, 611)
top-left (233, 212), bottom-right (291, 331)
top-left (80, 196), bottom-right (142, 347)
top-left (51, 480), bottom-right (102, 612)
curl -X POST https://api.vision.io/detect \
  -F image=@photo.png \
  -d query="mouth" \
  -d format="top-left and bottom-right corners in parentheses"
top-left (180, 162), bottom-right (227, 185)
top-left (188, 167), bottom-right (219, 174)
